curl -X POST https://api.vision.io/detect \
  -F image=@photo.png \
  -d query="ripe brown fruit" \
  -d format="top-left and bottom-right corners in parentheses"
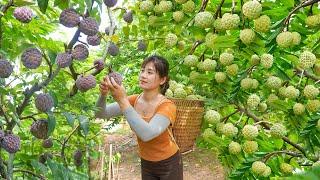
top-left (21, 48), bottom-right (42, 69)
top-left (30, 119), bottom-right (49, 139)
top-left (59, 8), bottom-right (80, 28)
top-left (108, 67), bottom-right (123, 85)
top-left (0, 59), bottom-right (13, 78)
top-left (13, 7), bottom-right (33, 23)
top-left (76, 74), bottom-right (97, 92)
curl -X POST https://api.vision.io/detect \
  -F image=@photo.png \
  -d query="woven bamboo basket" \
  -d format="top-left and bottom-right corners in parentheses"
top-left (169, 98), bottom-right (205, 153)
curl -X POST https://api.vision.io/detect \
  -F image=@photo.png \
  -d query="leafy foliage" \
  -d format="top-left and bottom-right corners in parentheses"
top-left (0, 0), bottom-right (320, 179)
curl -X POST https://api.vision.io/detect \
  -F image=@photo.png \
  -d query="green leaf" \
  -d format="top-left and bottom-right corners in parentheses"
top-left (78, 115), bottom-right (89, 136)
top-left (31, 159), bottom-right (48, 174)
top-left (63, 112), bottom-right (75, 127)
top-left (14, 0), bottom-right (35, 6)
top-left (275, 64), bottom-right (291, 81)
top-left (123, 26), bottom-right (130, 37)
top-left (188, 26), bottom-right (206, 40)
top-left (0, 87), bottom-right (8, 95)
top-left (273, 139), bottom-right (284, 149)
top-left (37, 0), bottom-right (49, 14)
top-left (47, 112), bottom-right (56, 136)
top-left (54, 0), bottom-right (69, 9)
top-left (267, 27), bottom-right (282, 45)
top-left (131, 25), bottom-right (138, 36)
top-left (280, 0), bottom-right (294, 7)
top-left (85, 0), bottom-right (92, 9)
top-left (214, 35), bottom-right (238, 49)
top-left (268, 100), bottom-right (289, 112)
top-left (47, 160), bottom-right (67, 179)
top-left (47, 50), bottom-right (57, 65)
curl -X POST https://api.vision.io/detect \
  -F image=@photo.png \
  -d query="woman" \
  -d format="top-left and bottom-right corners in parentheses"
top-left (95, 55), bottom-right (183, 180)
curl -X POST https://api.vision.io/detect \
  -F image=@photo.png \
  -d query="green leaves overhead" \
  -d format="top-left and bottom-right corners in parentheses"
top-left (78, 115), bottom-right (89, 136)
top-left (47, 111), bottom-right (56, 136)
top-left (37, 0), bottom-right (49, 14)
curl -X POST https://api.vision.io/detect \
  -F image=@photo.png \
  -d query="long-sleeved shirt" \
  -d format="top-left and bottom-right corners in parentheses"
top-left (95, 94), bottom-right (170, 142)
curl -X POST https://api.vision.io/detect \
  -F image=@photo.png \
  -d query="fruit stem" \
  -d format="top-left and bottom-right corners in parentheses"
top-left (83, 66), bottom-right (96, 74)
top-left (234, 112), bottom-right (244, 126)
top-left (108, 66), bottom-right (113, 74)
top-left (298, 69), bottom-right (304, 85)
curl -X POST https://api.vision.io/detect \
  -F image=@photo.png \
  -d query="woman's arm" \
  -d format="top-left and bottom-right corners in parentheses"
top-left (95, 94), bottom-right (123, 119)
top-left (123, 106), bottom-right (170, 142)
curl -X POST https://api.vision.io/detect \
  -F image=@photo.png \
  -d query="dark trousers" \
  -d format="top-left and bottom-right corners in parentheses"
top-left (141, 151), bottom-right (183, 180)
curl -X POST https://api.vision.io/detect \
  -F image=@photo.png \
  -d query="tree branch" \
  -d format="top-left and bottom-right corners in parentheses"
top-left (240, 0), bottom-right (245, 28)
top-left (67, 1), bottom-right (104, 97)
top-left (67, 29), bottom-right (81, 50)
top-left (0, 104), bottom-right (10, 124)
top-left (61, 124), bottom-right (80, 167)
top-left (10, 67), bottom-right (61, 131)
top-left (221, 110), bottom-right (239, 123)
top-left (231, 0), bottom-right (236, 14)
top-left (294, 68), bottom-right (320, 82)
top-left (0, 155), bottom-right (8, 179)
top-left (69, 64), bottom-right (79, 80)
top-left (214, 0), bottom-right (225, 19)
top-left (199, 0), bottom-right (209, 12)
top-left (42, 49), bottom-right (53, 75)
top-left (5, 75), bottom-right (21, 88)
top-left (0, 0), bottom-right (13, 19)
top-left (20, 114), bottom-right (38, 121)
top-left (282, 0), bottom-right (320, 31)
top-left (262, 150), bottom-right (303, 163)
top-left (189, 40), bottom-right (203, 55)
top-left (237, 106), bottom-right (307, 156)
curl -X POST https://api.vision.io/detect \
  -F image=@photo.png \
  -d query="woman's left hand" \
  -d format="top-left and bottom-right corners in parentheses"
top-left (104, 75), bottom-right (128, 104)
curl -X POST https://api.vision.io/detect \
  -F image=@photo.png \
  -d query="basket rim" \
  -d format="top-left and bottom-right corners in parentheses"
top-left (168, 97), bottom-right (205, 103)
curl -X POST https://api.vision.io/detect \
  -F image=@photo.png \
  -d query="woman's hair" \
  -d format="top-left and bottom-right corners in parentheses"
top-left (141, 55), bottom-right (170, 95)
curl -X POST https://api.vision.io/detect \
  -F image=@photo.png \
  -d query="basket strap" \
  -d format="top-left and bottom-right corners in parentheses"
top-left (167, 127), bottom-right (179, 150)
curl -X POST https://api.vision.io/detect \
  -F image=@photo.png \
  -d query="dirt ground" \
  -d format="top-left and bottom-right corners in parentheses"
top-left (90, 123), bottom-right (225, 180)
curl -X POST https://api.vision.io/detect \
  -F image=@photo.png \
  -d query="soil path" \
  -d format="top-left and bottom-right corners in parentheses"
top-left (90, 123), bottom-right (225, 180)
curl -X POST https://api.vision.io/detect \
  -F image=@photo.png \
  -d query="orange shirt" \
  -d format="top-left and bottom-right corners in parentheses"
top-left (128, 94), bottom-right (179, 162)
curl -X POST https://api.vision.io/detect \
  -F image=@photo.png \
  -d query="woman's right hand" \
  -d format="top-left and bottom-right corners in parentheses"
top-left (99, 78), bottom-right (109, 96)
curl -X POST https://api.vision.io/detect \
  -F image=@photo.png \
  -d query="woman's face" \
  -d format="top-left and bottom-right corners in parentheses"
top-left (139, 62), bottom-right (166, 91)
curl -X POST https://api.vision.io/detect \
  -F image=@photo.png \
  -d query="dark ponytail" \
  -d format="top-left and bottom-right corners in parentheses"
top-left (141, 55), bottom-right (170, 95)
top-left (160, 77), bottom-right (170, 95)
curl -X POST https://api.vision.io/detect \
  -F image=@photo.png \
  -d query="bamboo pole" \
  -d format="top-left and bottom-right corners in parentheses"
top-left (100, 144), bottom-right (106, 180)
top-left (108, 144), bottom-right (113, 180)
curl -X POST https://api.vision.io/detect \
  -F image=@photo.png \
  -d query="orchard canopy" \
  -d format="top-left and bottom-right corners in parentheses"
top-left (0, 0), bottom-right (320, 179)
